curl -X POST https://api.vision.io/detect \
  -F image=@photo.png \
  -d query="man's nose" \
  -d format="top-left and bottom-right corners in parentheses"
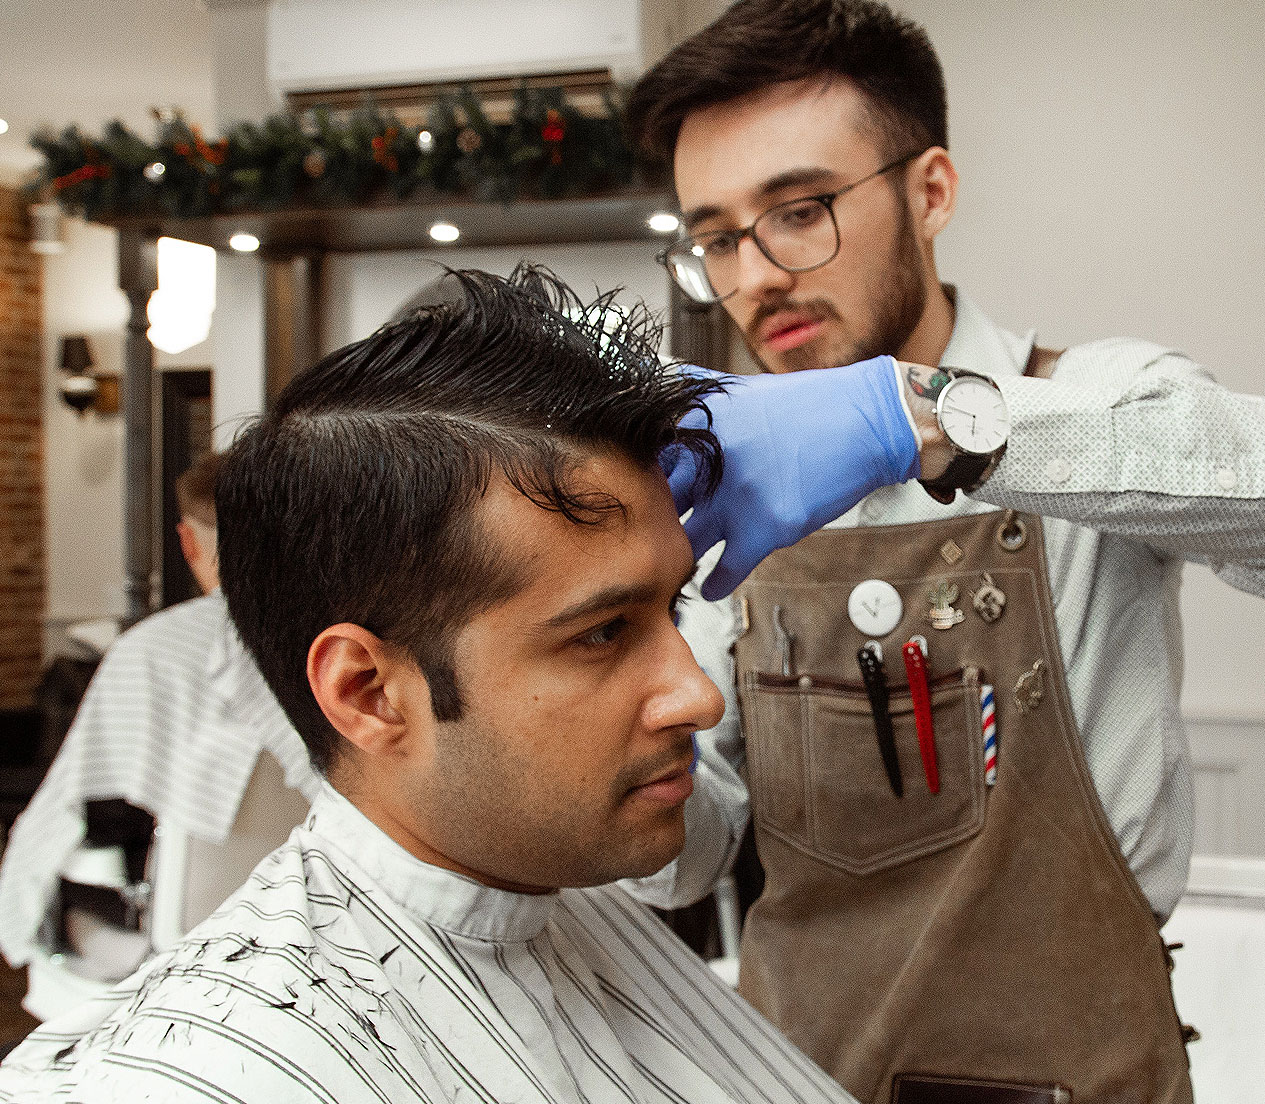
top-left (646, 631), bottom-right (725, 735)
top-left (735, 234), bottom-right (795, 302)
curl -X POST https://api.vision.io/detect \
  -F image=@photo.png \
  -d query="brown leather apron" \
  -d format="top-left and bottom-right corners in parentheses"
top-left (733, 510), bottom-right (1193, 1104)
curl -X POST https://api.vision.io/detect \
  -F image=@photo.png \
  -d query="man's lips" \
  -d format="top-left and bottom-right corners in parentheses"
top-left (628, 761), bottom-right (696, 806)
top-left (758, 312), bottom-right (825, 353)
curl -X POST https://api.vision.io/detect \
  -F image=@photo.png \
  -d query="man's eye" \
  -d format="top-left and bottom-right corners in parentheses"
top-left (768, 199), bottom-right (827, 232)
top-left (695, 231), bottom-right (739, 258)
top-left (579, 616), bottom-right (628, 648)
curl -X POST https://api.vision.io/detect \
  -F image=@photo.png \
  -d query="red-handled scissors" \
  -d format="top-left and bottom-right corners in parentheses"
top-left (902, 636), bottom-right (939, 794)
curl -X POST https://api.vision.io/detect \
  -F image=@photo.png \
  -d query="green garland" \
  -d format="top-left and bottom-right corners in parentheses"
top-left (30, 84), bottom-right (646, 221)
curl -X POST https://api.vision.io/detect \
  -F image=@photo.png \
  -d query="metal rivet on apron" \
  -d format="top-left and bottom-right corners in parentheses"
top-left (971, 572), bottom-right (1007, 623)
top-left (996, 510), bottom-right (1029, 552)
top-left (846, 579), bottom-right (903, 637)
top-left (798, 675), bottom-right (813, 690)
top-left (925, 579), bottom-right (964, 630)
top-left (1014, 658), bottom-right (1046, 713)
top-left (939, 539), bottom-right (964, 565)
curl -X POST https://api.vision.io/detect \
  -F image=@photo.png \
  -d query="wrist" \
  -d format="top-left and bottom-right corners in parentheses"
top-left (898, 362), bottom-right (953, 480)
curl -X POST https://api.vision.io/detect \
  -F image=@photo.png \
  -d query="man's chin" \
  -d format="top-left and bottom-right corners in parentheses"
top-left (604, 817), bottom-right (688, 885)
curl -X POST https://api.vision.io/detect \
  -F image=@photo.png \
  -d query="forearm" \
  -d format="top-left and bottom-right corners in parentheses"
top-left (965, 346), bottom-right (1265, 583)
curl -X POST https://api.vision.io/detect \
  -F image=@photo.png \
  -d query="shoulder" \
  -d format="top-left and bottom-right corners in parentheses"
top-left (1051, 337), bottom-right (1210, 387)
top-left (0, 839), bottom-right (392, 1101)
top-left (102, 593), bottom-right (227, 669)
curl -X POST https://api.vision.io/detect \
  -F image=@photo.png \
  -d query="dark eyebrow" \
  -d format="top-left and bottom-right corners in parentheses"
top-left (680, 167), bottom-right (841, 230)
top-left (539, 561), bottom-right (699, 631)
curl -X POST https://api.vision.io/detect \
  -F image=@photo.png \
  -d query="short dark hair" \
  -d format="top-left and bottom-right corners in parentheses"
top-left (217, 266), bottom-right (723, 773)
top-left (627, 0), bottom-right (947, 167)
top-left (175, 451), bottom-right (221, 528)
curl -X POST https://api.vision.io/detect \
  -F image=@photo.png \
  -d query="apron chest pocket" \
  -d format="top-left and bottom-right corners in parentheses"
top-left (742, 667), bottom-right (987, 876)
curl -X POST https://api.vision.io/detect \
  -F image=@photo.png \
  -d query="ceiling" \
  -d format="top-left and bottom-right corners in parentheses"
top-left (0, 0), bottom-right (217, 175)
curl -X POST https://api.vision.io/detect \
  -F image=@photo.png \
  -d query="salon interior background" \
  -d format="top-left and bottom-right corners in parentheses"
top-left (2, 0), bottom-right (1263, 855)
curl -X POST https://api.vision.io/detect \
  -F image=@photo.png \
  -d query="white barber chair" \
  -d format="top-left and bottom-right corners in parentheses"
top-left (1165, 854), bottom-right (1265, 1103)
top-left (24, 751), bottom-right (310, 1021)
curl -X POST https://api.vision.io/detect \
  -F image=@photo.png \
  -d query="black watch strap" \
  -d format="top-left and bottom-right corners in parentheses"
top-left (916, 368), bottom-right (1008, 505)
top-left (920, 449), bottom-right (997, 505)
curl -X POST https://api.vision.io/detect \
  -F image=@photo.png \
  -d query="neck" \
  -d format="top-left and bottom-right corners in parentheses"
top-left (897, 279), bottom-right (956, 368)
top-left (336, 774), bottom-right (555, 896)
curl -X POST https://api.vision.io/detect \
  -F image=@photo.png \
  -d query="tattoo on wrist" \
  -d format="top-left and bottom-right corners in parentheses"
top-left (905, 363), bottom-right (950, 399)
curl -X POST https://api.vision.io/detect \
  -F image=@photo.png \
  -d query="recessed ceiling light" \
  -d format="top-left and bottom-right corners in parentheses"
top-left (647, 212), bottom-right (680, 233)
top-left (429, 221), bottom-right (460, 243)
top-left (228, 232), bottom-right (260, 253)
top-left (0, 119), bottom-right (9, 136)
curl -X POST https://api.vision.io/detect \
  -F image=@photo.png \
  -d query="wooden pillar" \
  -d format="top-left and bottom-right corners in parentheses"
top-left (668, 282), bottom-right (731, 373)
top-left (117, 229), bottom-right (158, 628)
top-left (264, 252), bottom-right (322, 408)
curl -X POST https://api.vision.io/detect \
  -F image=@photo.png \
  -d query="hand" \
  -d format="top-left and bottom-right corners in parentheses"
top-left (662, 356), bottom-right (921, 599)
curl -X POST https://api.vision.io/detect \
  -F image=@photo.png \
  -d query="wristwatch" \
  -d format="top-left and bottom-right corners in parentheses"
top-left (917, 367), bottom-right (1010, 504)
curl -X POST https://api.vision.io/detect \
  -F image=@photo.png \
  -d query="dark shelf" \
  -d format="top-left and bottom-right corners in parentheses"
top-left (101, 189), bottom-right (678, 255)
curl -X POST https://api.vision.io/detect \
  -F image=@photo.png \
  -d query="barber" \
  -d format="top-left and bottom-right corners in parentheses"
top-left (625, 3), bottom-right (1265, 1103)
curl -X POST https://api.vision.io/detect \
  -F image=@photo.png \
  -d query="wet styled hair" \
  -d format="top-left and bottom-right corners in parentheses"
top-left (627, 0), bottom-right (947, 167)
top-left (217, 265), bottom-right (722, 773)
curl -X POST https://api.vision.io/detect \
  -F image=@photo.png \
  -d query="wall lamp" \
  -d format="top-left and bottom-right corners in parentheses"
top-left (58, 335), bottom-right (120, 417)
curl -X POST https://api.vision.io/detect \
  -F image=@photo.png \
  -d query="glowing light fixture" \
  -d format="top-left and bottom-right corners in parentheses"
top-left (228, 231), bottom-right (260, 253)
top-left (0, 119), bottom-right (9, 136)
top-left (429, 221), bottom-right (460, 243)
top-left (417, 129), bottom-right (434, 152)
top-left (146, 237), bottom-right (217, 354)
top-left (647, 212), bottom-right (680, 233)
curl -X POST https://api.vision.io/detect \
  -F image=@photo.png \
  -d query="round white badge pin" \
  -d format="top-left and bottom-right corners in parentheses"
top-left (847, 579), bottom-right (903, 637)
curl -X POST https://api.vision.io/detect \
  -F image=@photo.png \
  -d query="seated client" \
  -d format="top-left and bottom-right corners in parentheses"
top-left (0, 267), bottom-right (856, 1103)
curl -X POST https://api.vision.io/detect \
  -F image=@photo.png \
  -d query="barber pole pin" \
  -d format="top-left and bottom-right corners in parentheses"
top-left (981, 684), bottom-right (998, 786)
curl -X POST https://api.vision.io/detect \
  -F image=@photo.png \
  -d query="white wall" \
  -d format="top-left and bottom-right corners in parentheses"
top-left (321, 242), bottom-right (669, 349)
top-left (40, 219), bottom-right (129, 622)
top-left (211, 255), bottom-right (265, 450)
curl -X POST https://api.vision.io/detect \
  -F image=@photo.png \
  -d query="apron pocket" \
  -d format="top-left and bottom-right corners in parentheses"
top-left (743, 668), bottom-right (986, 876)
top-left (743, 681), bottom-right (811, 844)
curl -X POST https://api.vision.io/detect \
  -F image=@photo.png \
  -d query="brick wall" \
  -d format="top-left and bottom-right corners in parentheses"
top-left (0, 188), bottom-right (44, 709)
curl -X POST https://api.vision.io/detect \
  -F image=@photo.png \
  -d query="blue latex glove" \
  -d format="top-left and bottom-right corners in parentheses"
top-left (662, 355), bottom-right (921, 600)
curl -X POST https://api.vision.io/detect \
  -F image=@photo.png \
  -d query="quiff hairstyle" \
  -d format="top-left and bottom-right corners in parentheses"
top-left (627, 0), bottom-right (947, 167)
top-left (217, 266), bottom-right (723, 773)
top-left (174, 451), bottom-right (221, 528)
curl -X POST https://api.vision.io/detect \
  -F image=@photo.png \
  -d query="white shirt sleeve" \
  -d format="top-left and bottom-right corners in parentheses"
top-left (977, 340), bottom-right (1265, 595)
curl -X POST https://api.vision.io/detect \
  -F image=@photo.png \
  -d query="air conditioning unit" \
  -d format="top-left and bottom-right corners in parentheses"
top-left (266, 0), bottom-right (682, 97)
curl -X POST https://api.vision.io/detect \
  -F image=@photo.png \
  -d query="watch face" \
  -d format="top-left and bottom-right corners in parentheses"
top-left (937, 375), bottom-right (1011, 455)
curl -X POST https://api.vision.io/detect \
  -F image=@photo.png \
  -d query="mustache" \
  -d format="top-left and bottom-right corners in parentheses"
top-left (615, 737), bottom-right (697, 794)
top-left (746, 297), bottom-right (841, 342)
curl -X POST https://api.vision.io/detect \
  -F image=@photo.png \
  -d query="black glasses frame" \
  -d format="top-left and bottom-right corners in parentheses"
top-left (657, 149), bottom-right (926, 303)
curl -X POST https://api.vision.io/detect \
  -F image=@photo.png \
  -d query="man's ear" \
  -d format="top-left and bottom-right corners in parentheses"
top-left (307, 624), bottom-right (431, 759)
top-left (177, 518), bottom-right (220, 594)
top-left (176, 519), bottom-right (200, 570)
top-left (906, 146), bottom-right (958, 242)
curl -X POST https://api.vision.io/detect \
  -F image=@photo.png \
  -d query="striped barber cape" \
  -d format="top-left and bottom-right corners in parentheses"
top-left (0, 590), bottom-right (319, 968)
top-left (0, 785), bottom-right (855, 1104)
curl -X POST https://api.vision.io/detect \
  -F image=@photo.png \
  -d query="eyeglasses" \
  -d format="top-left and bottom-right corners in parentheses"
top-left (657, 150), bottom-right (925, 305)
